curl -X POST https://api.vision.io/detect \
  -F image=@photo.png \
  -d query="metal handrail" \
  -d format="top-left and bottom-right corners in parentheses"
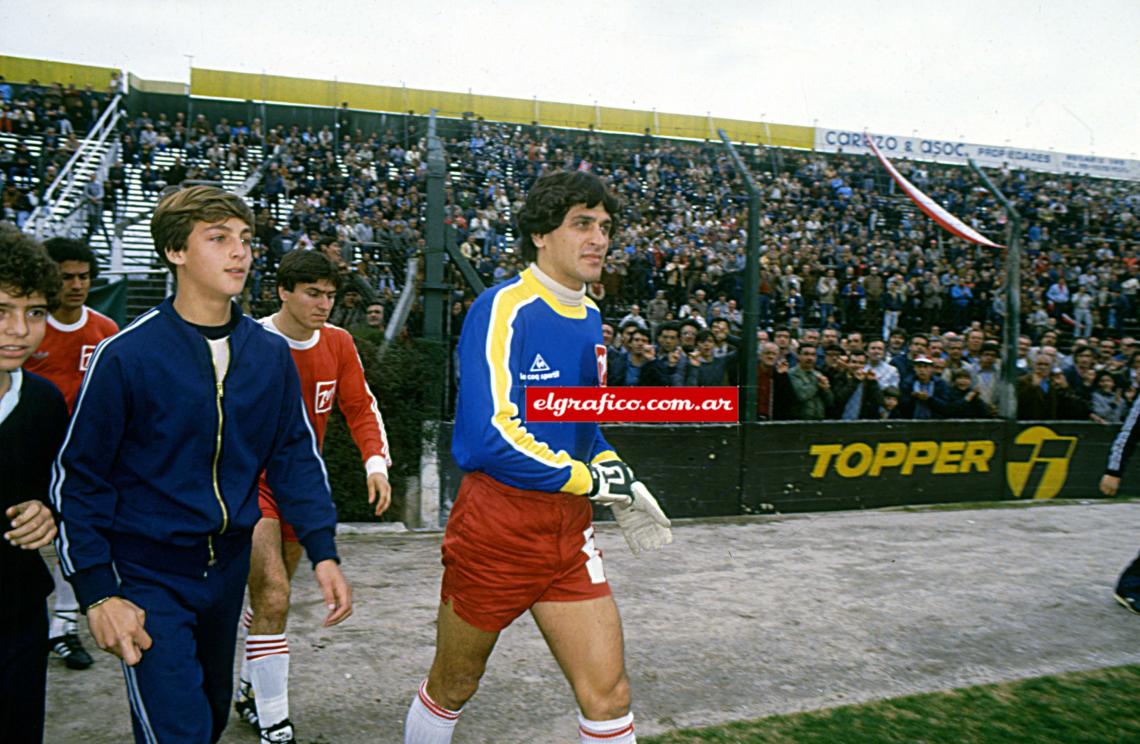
top-left (28, 94), bottom-right (123, 239)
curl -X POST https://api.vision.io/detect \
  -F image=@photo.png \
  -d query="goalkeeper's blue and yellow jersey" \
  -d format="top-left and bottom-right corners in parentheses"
top-left (452, 266), bottom-right (617, 494)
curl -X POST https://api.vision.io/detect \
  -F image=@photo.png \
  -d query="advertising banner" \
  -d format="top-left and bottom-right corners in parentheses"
top-left (435, 421), bottom-right (1122, 523)
top-left (815, 128), bottom-right (1140, 182)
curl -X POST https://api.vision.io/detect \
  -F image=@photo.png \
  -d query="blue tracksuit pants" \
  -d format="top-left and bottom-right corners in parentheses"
top-left (114, 542), bottom-right (250, 743)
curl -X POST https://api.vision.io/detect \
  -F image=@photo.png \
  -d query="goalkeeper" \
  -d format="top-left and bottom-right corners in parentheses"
top-left (403, 171), bottom-right (670, 744)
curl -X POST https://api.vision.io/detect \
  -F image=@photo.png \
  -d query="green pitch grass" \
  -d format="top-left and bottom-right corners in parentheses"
top-left (642, 665), bottom-right (1140, 744)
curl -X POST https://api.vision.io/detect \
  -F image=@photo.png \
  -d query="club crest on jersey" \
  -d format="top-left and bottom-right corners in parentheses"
top-left (314, 380), bottom-right (337, 413)
top-left (520, 352), bottom-right (560, 381)
top-left (79, 344), bottom-right (97, 371)
top-left (595, 344), bottom-right (608, 386)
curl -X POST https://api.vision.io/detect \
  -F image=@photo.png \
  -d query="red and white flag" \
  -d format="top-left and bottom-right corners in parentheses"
top-left (864, 132), bottom-right (1003, 249)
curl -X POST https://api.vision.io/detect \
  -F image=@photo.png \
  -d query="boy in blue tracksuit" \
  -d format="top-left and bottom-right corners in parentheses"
top-left (52, 185), bottom-right (352, 744)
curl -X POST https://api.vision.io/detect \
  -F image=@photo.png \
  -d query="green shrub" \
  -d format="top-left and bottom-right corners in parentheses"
top-left (323, 335), bottom-right (447, 522)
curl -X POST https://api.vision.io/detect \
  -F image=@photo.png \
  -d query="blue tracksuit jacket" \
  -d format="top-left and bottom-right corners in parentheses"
top-left (51, 298), bottom-right (337, 609)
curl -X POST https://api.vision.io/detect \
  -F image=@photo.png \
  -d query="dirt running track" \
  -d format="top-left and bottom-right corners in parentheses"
top-left (43, 500), bottom-right (1140, 743)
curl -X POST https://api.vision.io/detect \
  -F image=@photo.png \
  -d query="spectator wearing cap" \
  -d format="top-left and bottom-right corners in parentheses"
top-left (880, 386), bottom-right (903, 419)
top-left (944, 368), bottom-right (990, 418)
top-left (899, 355), bottom-right (950, 419)
top-left (821, 344), bottom-right (857, 419)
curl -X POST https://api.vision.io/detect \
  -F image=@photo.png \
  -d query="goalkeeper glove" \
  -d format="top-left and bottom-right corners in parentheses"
top-left (587, 460), bottom-right (637, 507)
top-left (588, 460), bottom-right (673, 554)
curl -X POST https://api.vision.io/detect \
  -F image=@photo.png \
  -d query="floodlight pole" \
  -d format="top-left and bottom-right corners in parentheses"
top-left (718, 129), bottom-right (760, 423)
top-left (423, 109), bottom-right (448, 341)
top-left (969, 159), bottom-right (1021, 421)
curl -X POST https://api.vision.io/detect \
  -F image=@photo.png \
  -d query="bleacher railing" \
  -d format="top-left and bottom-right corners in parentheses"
top-left (27, 93), bottom-right (124, 240)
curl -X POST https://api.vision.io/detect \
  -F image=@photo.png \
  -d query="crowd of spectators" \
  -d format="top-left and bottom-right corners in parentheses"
top-left (3, 86), bottom-right (1139, 425)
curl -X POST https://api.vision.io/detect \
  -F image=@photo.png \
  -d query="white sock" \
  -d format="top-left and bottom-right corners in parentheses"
top-left (404, 679), bottom-right (461, 744)
top-left (50, 563), bottom-right (80, 637)
top-left (247, 633), bottom-right (290, 729)
top-left (236, 608), bottom-right (254, 693)
top-left (579, 712), bottom-right (635, 743)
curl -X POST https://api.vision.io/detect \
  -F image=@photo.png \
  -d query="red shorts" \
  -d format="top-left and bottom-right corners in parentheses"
top-left (258, 479), bottom-right (298, 543)
top-left (441, 472), bottom-right (612, 632)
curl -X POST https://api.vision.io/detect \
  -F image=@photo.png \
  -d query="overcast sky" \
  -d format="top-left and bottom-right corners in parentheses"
top-left (4, 0), bottom-right (1138, 159)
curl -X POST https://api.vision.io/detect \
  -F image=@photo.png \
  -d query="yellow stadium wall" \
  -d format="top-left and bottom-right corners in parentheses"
top-left (0, 54), bottom-right (118, 89)
top-left (191, 67), bottom-right (813, 149)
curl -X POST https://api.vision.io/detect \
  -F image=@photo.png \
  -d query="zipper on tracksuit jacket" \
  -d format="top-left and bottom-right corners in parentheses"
top-left (207, 337), bottom-right (230, 565)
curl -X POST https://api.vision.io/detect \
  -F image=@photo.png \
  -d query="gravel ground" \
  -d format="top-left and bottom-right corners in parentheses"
top-left (43, 500), bottom-right (1140, 743)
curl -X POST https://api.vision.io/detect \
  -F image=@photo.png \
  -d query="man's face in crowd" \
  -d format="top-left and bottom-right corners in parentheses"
top-left (914, 362), bottom-right (933, 382)
top-left (954, 373), bottom-right (972, 392)
top-left (759, 343), bottom-right (778, 367)
top-left (1034, 352), bottom-right (1055, 377)
top-left (601, 323), bottom-right (615, 346)
top-left (846, 333), bottom-right (864, 353)
top-left (774, 330), bottom-right (790, 350)
top-left (908, 336), bottom-right (929, 358)
top-left (967, 330), bottom-right (984, 352)
top-left (621, 325), bottom-right (635, 348)
top-left (945, 340), bottom-right (963, 362)
top-left (867, 340), bottom-right (885, 363)
top-left (797, 346), bottom-right (817, 371)
top-left (365, 303), bottom-right (384, 328)
top-left (711, 320), bottom-right (729, 342)
top-left (822, 329), bottom-right (839, 346)
top-left (1018, 336), bottom-right (1031, 357)
top-left (824, 348), bottom-right (843, 369)
top-left (679, 325), bottom-right (697, 350)
top-left (979, 350), bottom-right (998, 369)
top-left (533, 202), bottom-right (612, 289)
top-left (57, 260), bottom-right (92, 312)
top-left (629, 331), bottom-right (649, 358)
top-left (698, 335), bottom-right (716, 357)
top-left (658, 329), bottom-right (679, 354)
top-left (804, 329), bottom-right (820, 346)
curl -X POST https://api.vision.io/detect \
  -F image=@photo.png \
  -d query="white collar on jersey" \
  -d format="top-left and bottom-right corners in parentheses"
top-left (48, 305), bottom-right (89, 332)
top-left (528, 262), bottom-right (585, 307)
top-left (260, 314), bottom-right (321, 350)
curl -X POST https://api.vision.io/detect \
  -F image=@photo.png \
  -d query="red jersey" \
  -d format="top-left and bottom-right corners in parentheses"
top-left (259, 317), bottom-right (391, 474)
top-left (24, 306), bottom-right (119, 413)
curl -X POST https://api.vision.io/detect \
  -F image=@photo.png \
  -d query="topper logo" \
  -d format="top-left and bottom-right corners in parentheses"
top-left (1005, 426), bottom-right (1077, 499)
top-left (314, 380), bottom-right (337, 414)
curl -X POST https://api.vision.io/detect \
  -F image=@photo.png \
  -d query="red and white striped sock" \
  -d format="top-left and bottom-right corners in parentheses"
top-left (579, 712), bottom-right (636, 743)
top-left (236, 608), bottom-right (254, 692)
top-left (404, 679), bottom-right (462, 744)
top-left (247, 633), bottom-right (290, 729)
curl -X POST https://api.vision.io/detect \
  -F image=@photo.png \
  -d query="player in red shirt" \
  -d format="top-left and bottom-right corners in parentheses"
top-left (23, 238), bottom-right (117, 672)
top-left (24, 239), bottom-right (119, 413)
top-left (235, 249), bottom-right (392, 743)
